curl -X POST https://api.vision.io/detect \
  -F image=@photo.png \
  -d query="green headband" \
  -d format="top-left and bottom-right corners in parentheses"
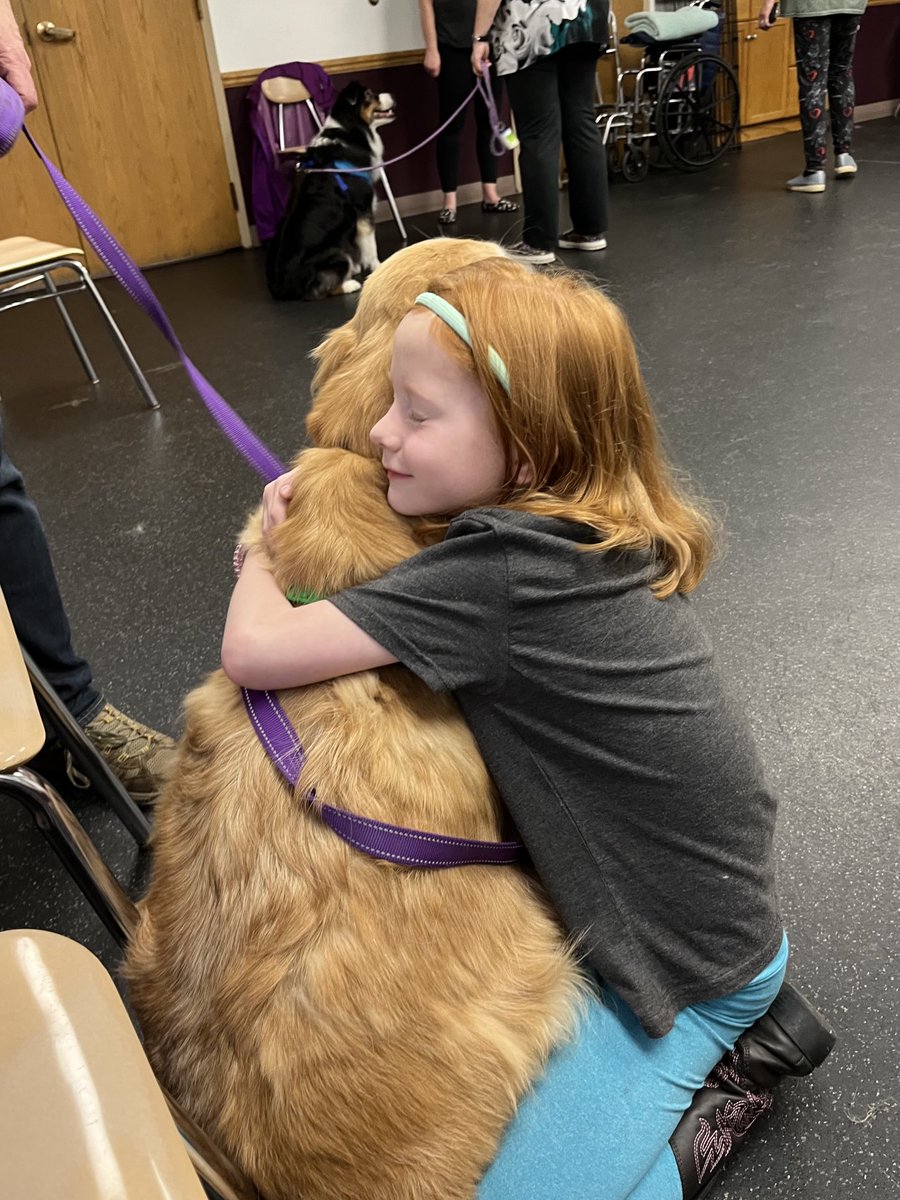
top-left (414, 291), bottom-right (511, 395)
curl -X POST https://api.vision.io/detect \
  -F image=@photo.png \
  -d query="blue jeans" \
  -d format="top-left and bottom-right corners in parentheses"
top-left (479, 933), bottom-right (789, 1200)
top-left (0, 414), bottom-right (101, 723)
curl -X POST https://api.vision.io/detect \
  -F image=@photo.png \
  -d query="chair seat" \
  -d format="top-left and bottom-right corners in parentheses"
top-left (0, 586), bottom-right (45, 770)
top-left (261, 76), bottom-right (312, 105)
top-left (0, 236), bottom-right (84, 274)
top-left (0, 929), bottom-right (207, 1199)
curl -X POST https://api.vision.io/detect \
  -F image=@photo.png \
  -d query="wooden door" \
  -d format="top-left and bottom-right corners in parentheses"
top-left (2, 0), bottom-right (239, 267)
top-left (738, 20), bottom-right (792, 125)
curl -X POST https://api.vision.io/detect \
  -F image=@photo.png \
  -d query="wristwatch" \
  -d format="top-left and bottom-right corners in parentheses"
top-left (472, 33), bottom-right (491, 42)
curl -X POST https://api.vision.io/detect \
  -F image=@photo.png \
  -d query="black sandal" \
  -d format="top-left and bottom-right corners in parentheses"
top-left (481, 198), bottom-right (519, 213)
top-left (437, 208), bottom-right (457, 225)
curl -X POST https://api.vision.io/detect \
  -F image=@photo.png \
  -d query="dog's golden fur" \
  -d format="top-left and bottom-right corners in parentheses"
top-left (125, 240), bottom-right (583, 1200)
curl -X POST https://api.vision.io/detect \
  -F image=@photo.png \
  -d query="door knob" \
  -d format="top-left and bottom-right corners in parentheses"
top-left (36, 20), bottom-right (76, 42)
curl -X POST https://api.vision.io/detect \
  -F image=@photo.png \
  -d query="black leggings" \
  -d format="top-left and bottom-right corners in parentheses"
top-left (504, 43), bottom-right (608, 250)
top-left (793, 15), bottom-right (861, 170)
top-left (435, 43), bottom-right (503, 192)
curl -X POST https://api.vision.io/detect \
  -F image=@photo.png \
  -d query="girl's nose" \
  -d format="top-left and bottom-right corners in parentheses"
top-left (370, 411), bottom-right (397, 449)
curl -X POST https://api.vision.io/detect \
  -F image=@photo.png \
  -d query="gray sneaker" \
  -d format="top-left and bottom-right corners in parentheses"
top-left (834, 153), bottom-right (857, 177)
top-left (558, 231), bottom-right (607, 251)
top-left (786, 170), bottom-right (826, 193)
top-left (504, 241), bottom-right (557, 265)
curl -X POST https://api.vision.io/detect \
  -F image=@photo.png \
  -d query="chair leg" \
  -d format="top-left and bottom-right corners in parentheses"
top-left (305, 97), bottom-right (324, 131)
top-left (0, 767), bottom-right (138, 947)
top-left (42, 269), bottom-right (99, 385)
top-left (377, 168), bottom-right (407, 242)
top-left (70, 261), bottom-right (160, 410)
top-left (22, 648), bottom-right (152, 848)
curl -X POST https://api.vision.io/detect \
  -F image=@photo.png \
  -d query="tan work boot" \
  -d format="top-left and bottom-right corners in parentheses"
top-left (77, 702), bottom-right (176, 806)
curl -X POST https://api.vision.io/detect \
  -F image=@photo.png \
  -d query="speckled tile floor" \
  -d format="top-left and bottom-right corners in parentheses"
top-left (1, 119), bottom-right (898, 1198)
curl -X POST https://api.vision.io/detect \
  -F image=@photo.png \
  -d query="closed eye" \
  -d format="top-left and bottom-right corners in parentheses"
top-left (408, 410), bottom-right (428, 424)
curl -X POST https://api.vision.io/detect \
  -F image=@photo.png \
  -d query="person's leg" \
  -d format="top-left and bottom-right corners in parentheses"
top-left (0, 414), bottom-right (175, 803)
top-left (557, 43), bottom-right (609, 240)
top-left (827, 14), bottom-right (862, 159)
top-left (435, 44), bottom-right (471, 219)
top-left (504, 55), bottom-right (562, 251)
top-left (792, 18), bottom-right (831, 176)
top-left (478, 941), bottom-right (787, 1200)
top-left (0, 414), bottom-right (102, 723)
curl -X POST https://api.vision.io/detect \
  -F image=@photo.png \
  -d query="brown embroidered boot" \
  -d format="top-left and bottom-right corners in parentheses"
top-left (670, 981), bottom-right (837, 1198)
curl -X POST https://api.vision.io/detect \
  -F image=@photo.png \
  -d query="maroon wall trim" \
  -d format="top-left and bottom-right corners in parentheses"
top-left (855, 4), bottom-right (900, 107)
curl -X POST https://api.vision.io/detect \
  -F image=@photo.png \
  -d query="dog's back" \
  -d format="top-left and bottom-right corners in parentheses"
top-left (126, 450), bottom-right (583, 1200)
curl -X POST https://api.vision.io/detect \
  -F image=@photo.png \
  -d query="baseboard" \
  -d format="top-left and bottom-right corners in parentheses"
top-left (855, 100), bottom-right (900, 122)
top-left (373, 176), bottom-right (517, 224)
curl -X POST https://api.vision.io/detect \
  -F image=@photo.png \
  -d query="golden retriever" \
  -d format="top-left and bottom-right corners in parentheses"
top-left (125, 240), bottom-right (584, 1200)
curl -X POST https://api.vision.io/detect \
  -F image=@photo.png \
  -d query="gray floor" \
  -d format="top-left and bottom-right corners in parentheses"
top-left (1, 121), bottom-right (898, 1198)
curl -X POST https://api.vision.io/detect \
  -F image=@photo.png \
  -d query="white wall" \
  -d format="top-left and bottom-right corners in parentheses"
top-left (207, 0), bottom-right (425, 74)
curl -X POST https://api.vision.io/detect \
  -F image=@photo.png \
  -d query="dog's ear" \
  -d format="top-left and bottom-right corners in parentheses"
top-left (341, 81), bottom-right (365, 110)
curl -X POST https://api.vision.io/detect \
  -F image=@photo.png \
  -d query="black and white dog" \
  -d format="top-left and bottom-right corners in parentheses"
top-left (266, 83), bottom-right (397, 301)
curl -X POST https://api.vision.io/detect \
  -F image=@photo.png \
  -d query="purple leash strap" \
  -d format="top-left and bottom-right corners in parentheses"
top-left (242, 687), bottom-right (523, 869)
top-left (14, 114), bottom-right (286, 481)
top-left (304, 72), bottom-right (507, 176)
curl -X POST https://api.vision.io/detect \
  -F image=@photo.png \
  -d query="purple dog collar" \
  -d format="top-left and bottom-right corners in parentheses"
top-left (242, 687), bottom-right (523, 869)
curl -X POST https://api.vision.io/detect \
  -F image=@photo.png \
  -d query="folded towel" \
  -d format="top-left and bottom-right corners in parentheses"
top-left (624, 8), bottom-right (718, 41)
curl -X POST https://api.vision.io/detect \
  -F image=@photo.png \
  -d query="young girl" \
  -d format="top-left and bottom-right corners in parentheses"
top-left (223, 258), bottom-right (829, 1199)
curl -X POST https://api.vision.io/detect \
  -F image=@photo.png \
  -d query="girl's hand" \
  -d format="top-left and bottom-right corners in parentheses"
top-left (261, 471), bottom-right (296, 540)
top-left (758, 0), bottom-right (777, 29)
top-left (423, 47), bottom-right (441, 77)
top-left (471, 41), bottom-right (491, 75)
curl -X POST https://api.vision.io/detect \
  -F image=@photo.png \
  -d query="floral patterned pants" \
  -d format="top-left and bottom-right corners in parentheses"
top-left (794, 14), bottom-right (862, 170)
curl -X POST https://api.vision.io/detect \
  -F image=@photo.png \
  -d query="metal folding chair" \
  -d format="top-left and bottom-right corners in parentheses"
top-left (0, 236), bottom-right (158, 409)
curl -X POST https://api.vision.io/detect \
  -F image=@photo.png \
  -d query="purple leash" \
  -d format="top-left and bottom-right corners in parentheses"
top-left (242, 687), bottom-right (522, 868)
top-left (303, 72), bottom-right (513, 176)
top-left (0, 77), bottom-right (285, 482)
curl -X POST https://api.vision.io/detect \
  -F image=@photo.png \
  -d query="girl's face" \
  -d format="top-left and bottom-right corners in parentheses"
top-left (371, 312), bottom-right (508, 517)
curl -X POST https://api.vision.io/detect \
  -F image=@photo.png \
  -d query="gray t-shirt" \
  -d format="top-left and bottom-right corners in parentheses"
top-left (331, 508), bottom-right (781, 1036)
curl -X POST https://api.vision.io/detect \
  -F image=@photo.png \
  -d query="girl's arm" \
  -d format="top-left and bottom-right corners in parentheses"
top-left (221, 547), bottom-right (397, 691)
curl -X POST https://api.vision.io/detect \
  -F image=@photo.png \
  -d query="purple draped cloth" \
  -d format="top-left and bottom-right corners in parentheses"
top-left (247, 62), bottom-right (337, 241)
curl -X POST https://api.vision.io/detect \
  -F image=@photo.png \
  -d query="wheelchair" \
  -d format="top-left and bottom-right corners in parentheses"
top-left (596, 0), bottom-right (740, 182)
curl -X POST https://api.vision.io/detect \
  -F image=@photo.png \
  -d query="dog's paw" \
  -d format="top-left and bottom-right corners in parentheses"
top-left (339, 279), bottom-right (362, 294)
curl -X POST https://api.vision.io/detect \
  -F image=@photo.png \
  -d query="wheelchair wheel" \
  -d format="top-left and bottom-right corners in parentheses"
top-left (622, 143), bottom-right (650, 183)
top-left (654, 52), bottom-right (739, 172)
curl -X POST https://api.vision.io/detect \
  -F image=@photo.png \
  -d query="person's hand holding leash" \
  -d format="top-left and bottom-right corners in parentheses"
top-left (0, 0), bottom-right (39, 111)
top-left (758, 1), bottom-right (778, 30)
top-left (471, 40), bottom-right (491, 75)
